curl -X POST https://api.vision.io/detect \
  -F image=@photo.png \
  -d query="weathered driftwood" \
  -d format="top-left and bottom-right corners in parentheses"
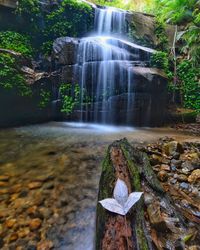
top-left (95, 138), bottom-right (200, 250)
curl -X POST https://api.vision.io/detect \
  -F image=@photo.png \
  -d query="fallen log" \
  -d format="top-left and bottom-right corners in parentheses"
top-left (96, 138), bottom-right (200, 250)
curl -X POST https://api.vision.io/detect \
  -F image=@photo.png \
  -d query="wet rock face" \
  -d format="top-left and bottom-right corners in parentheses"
top-left (126, 11), bottom-right (176, 48)
top-left (53, 36), bottom-right (168, 126)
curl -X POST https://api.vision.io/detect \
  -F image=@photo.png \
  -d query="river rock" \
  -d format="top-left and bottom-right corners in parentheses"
top-left (147, 201), bottom-right (169, 232)
top-left (18, 227), bottom-right (30, 238)
top-left (180, 182), bottom-right (189, 190)
top-left (189, 246), bottom-right (200, 250)
top-left (171, 159), bottom-right (182, 168)
top-left (160, 164), bottom-right (170, 171)
top-left (188, 169), bottom-right (200, 183)
top-left (157, 170), bottom-right (168, 182)
top-left (162, 141), bottom-right (183, 156)
top-left (181, 161), bottom-right (194, 171)
top-left (28, 182), bottom-right (43, 190)
top-left (9, 232), bottom-right (18, 242)
top-left (5, 219), bottom-right (16, 228)
top-left (0, 181), bottom-right (8, 187)
top-left (176, 174), bottom-right (188, 182)
top-left (37, 240), bottom-right (54, 250)
top-left (150, 154), bottom-right (162, 165)
top-left (0, 175), bottom-right (10, 182)
top-left (29, 218), bottom-right (42, 231)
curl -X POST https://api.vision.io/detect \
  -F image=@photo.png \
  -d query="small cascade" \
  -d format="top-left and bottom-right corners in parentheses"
top-left (94, 7), bottom-right (126, 35)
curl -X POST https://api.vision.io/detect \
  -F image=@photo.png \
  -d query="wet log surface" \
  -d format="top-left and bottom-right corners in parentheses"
top-left (96, 138), bottom-right (200, 250)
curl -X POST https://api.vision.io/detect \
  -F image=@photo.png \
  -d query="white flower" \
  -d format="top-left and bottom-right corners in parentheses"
top-left (99, 179), bottom-right (143, 216)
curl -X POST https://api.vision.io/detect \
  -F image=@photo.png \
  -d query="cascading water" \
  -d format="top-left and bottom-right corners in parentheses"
top-left (74, 5), bottom-right (154, 125)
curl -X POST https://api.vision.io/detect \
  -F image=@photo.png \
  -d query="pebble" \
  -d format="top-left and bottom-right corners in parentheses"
top-left (5, 219), bottom-right (16, 228)
top-left (9, 233), bottom-right (18, 242)
top-left (37, 240), bottom-right (54, 250)
top-left (171, 159), bottom-right (182, 168)
top-left (160, 164), bottom-right (170, 171)
top-left (28, 182), bottom-right (43, 190)
top-left (171, 165), bottom-right (177, 171)
top-left (0, 175), bottom-right (10, 182)
top-left (29, 219), bottom-right (42, 231)
top-left (18, 227), bottom-right (30, 238)
top-left (180, 182), bottom-right (189, 190)
top-left (176, 174), bottom-right (188, 182)
top-left (188, 169), bottom-right (200, 183)
top-left (157, 170), bottom-right (168, 182)
top-left (0, 181), bottom-right (8, 187)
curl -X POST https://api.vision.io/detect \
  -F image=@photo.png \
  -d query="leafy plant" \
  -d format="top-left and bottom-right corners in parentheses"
top-left (42, 0), bottom-right (93, 54)
top-left (39, 89), bottom-right (51, 108)
top-left (177, 60), bottom-right (200, 112)
top-left (154, 19), bottom-right (169, 51)
top-left (0, 31), bottom-right (33, 57)
top-left (0, 53), bottom-right (32, 96)
top-left (59, 83), bottom-right (80, 114)
top-left (150, 51), bottom-right (169, 70)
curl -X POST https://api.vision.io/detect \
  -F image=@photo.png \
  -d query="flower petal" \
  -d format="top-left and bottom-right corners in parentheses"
top-left (113, 179), bottom-right (128, 205)
top-left (124, 192), bottom-right (143, 214)
top-left (99, 198), bottom-right (125, 215)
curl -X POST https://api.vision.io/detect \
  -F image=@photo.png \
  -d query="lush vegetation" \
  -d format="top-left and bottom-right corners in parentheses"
top-left (0, 0), bottom-right (199, 116)
top-left (59, 83), bottom-right (80, 114)
top-left (0, 31), bottom-right (33, 96)
top-left (16, 0), bottom-right (93, 55)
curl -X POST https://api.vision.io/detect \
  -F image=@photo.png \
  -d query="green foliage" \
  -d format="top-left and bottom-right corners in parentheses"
top-left (39, 89), bottom-right (51, 108)
top-left (0, 31), bottom-right (33, 57)
top-left (59, 83), bottom-right (80, 114)
top-left (150, 51), bottom-right (169, 70)
top-left (43, 0), bottom-right (93, 54)
top-left (177, 60), bottom-right (200, 112)
top-left (0, 53), bottom-right (32, 96)
top-left (16, 0), bottom-right (40, 15)
top-left (154, 20), bottom-right (169, 51)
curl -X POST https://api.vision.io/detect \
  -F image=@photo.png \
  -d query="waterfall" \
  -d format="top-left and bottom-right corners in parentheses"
top-left (74, 6), bottom-right (152, 125)
top-left (94, 7), bottom-right (126, 35)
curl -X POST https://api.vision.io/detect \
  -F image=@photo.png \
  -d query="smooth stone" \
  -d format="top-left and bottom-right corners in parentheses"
top-left (188, 169), bottom-right (200, 183)
top-left (180, 182), bottom-right (189, 190)
top-left (0, 182), bottom-right (8, 187)
top-left (0, 175), bottom-right (10, 182)
top-left (28, 182), bottom-right (43, 190)
top-left (18, 227), bottom-right (30, 238)
top-left (171, 165), bottom-right (177, 171)
top-left (37, 240), bottom-right (54, 250)
top-left (160, 164), bottom-right (170, 171)
top-left (29, 218), bottom-right (42, 231)
top-left (157, 170), bottom-right (168, 182)
top-left (5, 219), bottom-right (16, 228)
top-left (163, 141), bottom-right (184, 156)
top-left (181, 161), bottom-right (194, 171)
top-left (9, 233), bottom-right (18, 242)
top-left (171, 159), bottom-right (182, 168)
top-left (176, 174), bottom-right (188, 182)
top-left (150, 154), bottom-right (162, 165)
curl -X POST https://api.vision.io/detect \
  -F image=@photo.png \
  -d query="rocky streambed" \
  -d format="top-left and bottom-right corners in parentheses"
top-left (0, 122), bottom-right (199, 249)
